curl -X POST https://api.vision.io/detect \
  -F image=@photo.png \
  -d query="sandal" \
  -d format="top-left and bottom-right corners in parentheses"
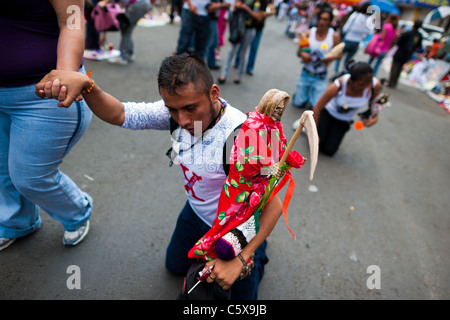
top-left (234, 78), bottom-right (241, 84)
top-left (218, 77), bottom-right (226, 84)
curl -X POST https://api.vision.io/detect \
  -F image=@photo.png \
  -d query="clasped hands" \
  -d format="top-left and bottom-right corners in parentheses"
top-left (35, 70), bottom-right (91, 108)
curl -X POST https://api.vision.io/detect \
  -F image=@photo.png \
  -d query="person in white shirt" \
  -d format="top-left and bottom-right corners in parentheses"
top-left (334, 3), bottom-right (373, 74)
top-left (313, 60), bottom-right (381, 156)
top-left (36, 53), bottom-right (283, 300)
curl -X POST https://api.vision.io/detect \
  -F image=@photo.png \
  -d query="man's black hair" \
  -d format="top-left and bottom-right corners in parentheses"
top-left (158, 53), bottom-right (214, 96)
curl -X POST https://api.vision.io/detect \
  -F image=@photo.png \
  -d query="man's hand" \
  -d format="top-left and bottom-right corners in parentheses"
top-left (204, 258), bottom-right (243, 291)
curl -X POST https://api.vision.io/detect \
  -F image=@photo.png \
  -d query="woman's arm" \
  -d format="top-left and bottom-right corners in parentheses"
top-left (237, 1), bottom-right (264, 22)
top-left (205, 195), bottom-right (283, 290)
top-left (49, 0), bottom-right (85, 71)
top-left (364, 79), bottom-right (382, 127)
top-left (312, 81), bottom-right (340, 125)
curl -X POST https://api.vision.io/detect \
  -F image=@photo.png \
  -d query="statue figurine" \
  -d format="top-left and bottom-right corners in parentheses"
top-left (188, 89), bottom-right (309, 263)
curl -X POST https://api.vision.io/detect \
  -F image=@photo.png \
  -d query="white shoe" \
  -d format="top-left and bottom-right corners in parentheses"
top-left (0, 237), bottom-right (15, 251)
top-left (292, 119), bottom-right (306, 133)
top-left (63, 221), bottom-right (90, 246)
top-left (108, 57), bottom-right (128, 65)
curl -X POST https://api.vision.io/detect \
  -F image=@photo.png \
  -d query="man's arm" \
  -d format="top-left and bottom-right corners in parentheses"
top-left (36, 70), bottom-right (125, 125)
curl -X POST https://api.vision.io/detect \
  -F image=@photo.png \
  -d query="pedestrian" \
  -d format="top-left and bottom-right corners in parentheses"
top-left (233, 4), bottom-right (275, 76)
top-left (388, 20), bottom-right (423, 88)
top-left (170, 0), bottom-right (183, 24)
top-left (291, 8), bottom-right (341, 110)
top-left (218, 0), bottom-right (268, 85)
top-left (334, 2), bottom-right (373, 75)
top-left (175, 0), bottom-right (212, 59)
top-left (85, 0), bottom-right (102, 52)
top-left (0, 0), bottom-right (93, 251)
top-left (102, 0), bottom-right (151, 65)
top-left (216, 2), bottom-right (232, 60)
top-left (205, 0), bottom-right (231, 69)
top-left (367, 14), bottom-right (399, 76)
top-left (427, 38), bottom-right (444, 59)
top-left (36, 53), bottom-right (283, 299)
top-left (312, 60), bottom-right (382, 156)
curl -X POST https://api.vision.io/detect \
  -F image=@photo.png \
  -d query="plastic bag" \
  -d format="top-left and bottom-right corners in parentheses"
top-left (228, 10), bottom-right (246, 44)
top-left (91, 3), bottom-right (123, 32)
top-left (365, 33), bottom-right (383, 58)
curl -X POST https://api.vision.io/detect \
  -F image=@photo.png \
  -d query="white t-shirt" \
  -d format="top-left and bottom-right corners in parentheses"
top-left (303, 27), bottom-right (335, 74)
top-left (122, 99), bottom-right (246, 226)
top-left (343, 12), bottom-right (373, 42)
top-left (325, 74), bottom-right (378, 122)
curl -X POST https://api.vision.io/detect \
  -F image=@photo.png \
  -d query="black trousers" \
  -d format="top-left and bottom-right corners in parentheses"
top-left (389, 60), bottom-right (404, 88)
top-left (318, 109), bottom-right (351, 156)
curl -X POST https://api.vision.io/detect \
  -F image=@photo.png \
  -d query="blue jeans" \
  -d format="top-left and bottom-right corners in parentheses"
top-left (368, 51), bottom-right (387, 76)
top-left (176, 9), bottom-right (210, 58)
top-left (221, 28), bottom-right (256, 80)
top-left (334, 40), bottom-right (360, 73)
top-left (165, 201), bottom-right (268, 300)
top-left (293, 69), bottom-right (328, 107)
top-left (0, 79), bottom-right (93, 238)
top-left (234, 27), bottom-right (263, 73)
top-left (206, 19), bottom-right (219, 67)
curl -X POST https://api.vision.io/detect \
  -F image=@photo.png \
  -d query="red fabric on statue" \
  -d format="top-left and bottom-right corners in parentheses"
top-left (188, 108), bottom-right (303, 261)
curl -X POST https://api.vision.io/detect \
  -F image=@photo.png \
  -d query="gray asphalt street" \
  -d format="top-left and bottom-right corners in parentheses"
top-left (1, 15), bottom-right (449, 300)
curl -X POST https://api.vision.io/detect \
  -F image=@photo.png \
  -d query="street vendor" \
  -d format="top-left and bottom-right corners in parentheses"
top-left (35, 53), bottom-right (284, 299)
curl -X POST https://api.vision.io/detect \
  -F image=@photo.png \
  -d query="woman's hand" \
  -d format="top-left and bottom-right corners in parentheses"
top-left (363, 114), bottom-right (379, 127)
top-left (36, 70), bottom-right (91, 108)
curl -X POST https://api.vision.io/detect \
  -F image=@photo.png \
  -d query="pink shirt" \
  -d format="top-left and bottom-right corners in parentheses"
top-left (380, 23), bottom-right (397, 52)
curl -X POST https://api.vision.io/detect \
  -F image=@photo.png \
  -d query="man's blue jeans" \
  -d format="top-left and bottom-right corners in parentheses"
top-left (166, 201), bottom-right (268, 300)
top-left (293, 69), bottom-right (328, 108)
top-left (368, 51), bottom-right (387, 76)
top-left (206, 19), bottom-right (219, 67)
top-left (176, 9), bottom-right (210, 58)
top-left (0, 80), bottom-right (93, 238)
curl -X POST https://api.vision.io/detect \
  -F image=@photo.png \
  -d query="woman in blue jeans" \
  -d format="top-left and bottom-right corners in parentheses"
top-left (0, 0), bottom-right (93, 250)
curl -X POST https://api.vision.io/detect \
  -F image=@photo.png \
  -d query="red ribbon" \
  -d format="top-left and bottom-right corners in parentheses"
top-left (267, 171), bottom-right (297, 240)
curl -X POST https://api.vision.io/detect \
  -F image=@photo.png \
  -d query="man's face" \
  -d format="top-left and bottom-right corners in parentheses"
top-left (160, 83), bottom-right (219, 135)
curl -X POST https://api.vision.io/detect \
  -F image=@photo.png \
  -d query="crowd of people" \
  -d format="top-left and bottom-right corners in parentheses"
top-left (1, 0), bottom-right (447, 301)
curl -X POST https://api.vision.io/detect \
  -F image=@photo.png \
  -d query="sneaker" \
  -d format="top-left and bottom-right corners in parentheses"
top-left (108, 57), bottom-right (128, 65)
top-left (292, 119), bottom-right (307, 133)
top-left (63, 221), bottom-right (90, 246)
top-left (0, 237), bottom-right (15, 251)
top-left (128, 54), bottom-right (136, 62)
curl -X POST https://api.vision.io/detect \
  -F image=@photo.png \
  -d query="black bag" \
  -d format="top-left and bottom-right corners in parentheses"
top-left (228, 10), bottom-right (246, 44)
top-left (177, 261), bottom-right (231, 300)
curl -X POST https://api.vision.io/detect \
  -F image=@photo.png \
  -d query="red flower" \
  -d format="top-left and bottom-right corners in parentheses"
top-left (249, 191), bottom-right (261, 207)
top-left (280, 150), bottom-right (304, 168)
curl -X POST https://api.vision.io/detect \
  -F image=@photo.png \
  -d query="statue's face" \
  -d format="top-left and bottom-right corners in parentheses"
top-left (271, 102), bottom-right (285, 121)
